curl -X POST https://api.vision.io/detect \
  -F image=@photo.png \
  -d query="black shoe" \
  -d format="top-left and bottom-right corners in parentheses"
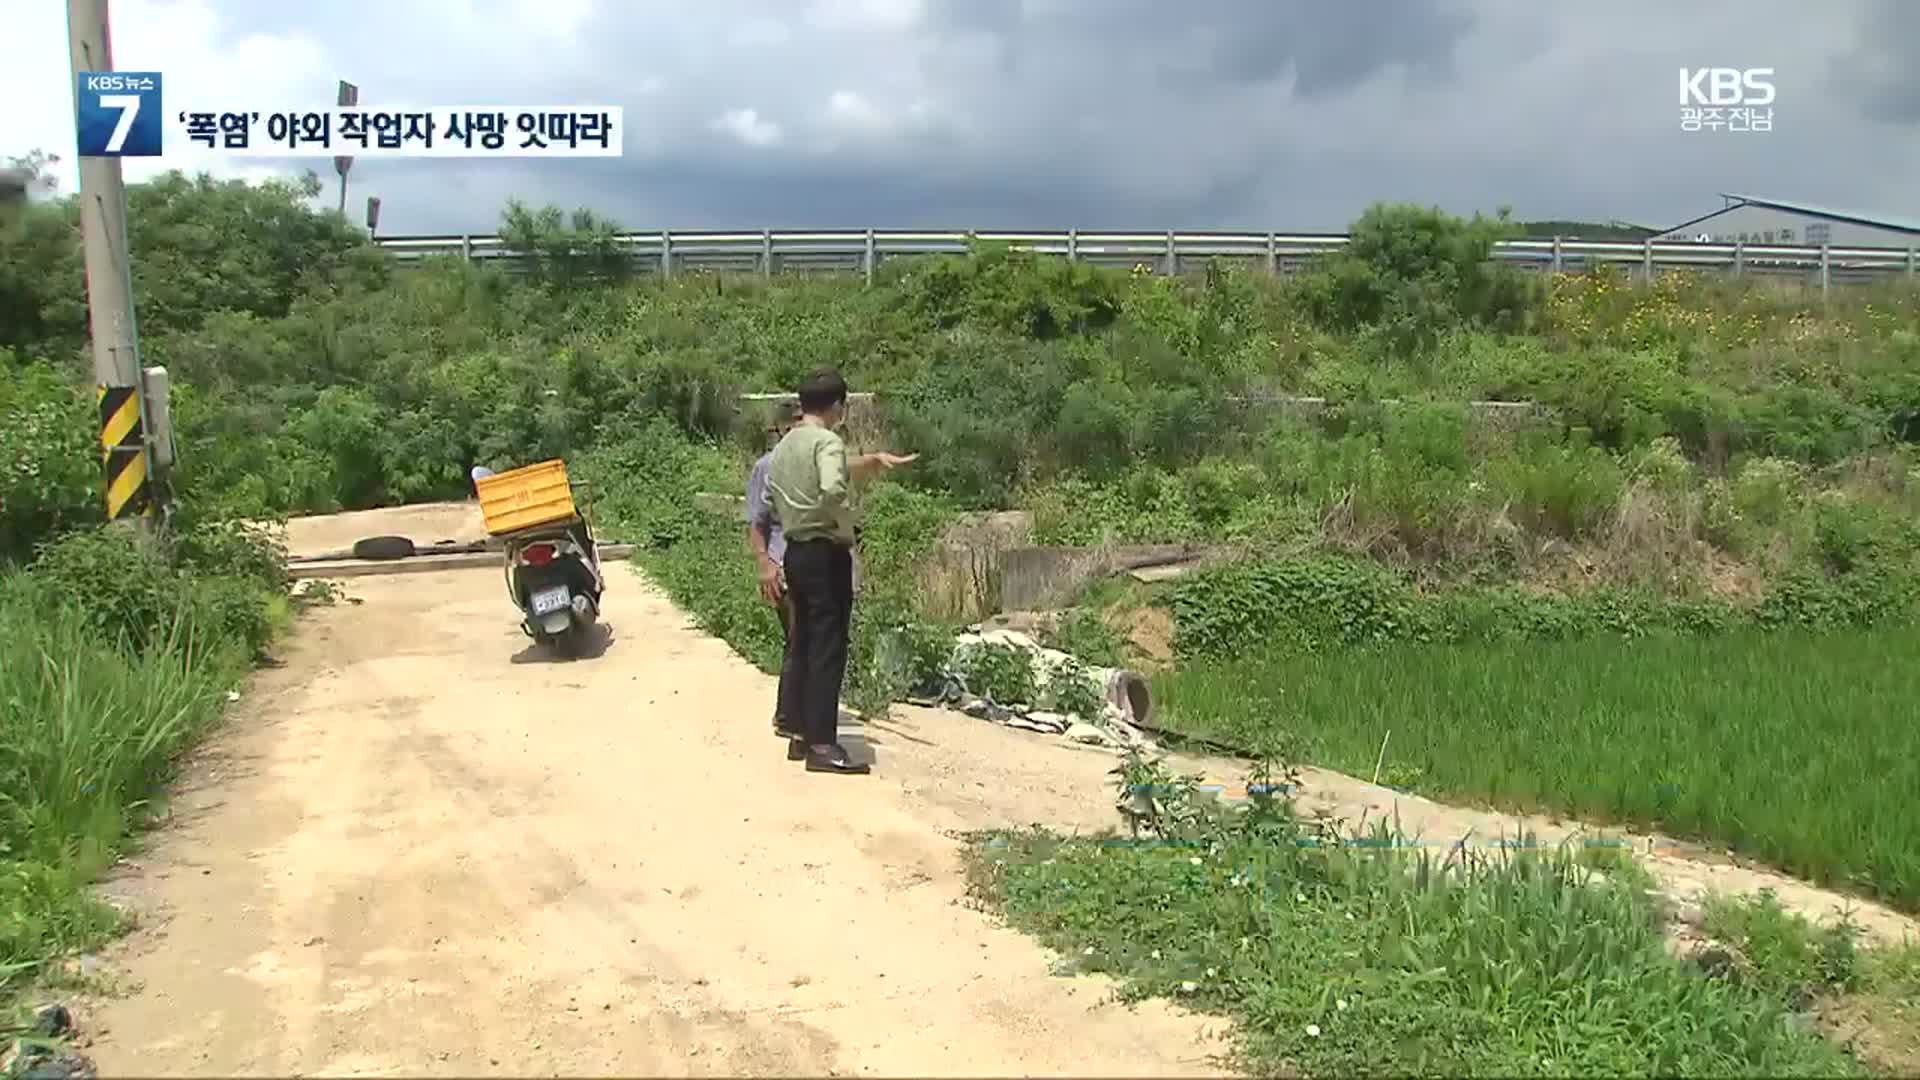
top-left (804, 744), bottom-right (870, 775)
top-left (786, 737), bottom-right (806, 761)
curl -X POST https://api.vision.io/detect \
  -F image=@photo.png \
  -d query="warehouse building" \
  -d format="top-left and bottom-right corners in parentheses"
top-left (1655, 194), bottom-right (1920, 248)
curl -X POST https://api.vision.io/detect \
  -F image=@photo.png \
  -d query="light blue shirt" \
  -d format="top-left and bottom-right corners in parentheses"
top-left (745, 452), bottom-right (785, 564)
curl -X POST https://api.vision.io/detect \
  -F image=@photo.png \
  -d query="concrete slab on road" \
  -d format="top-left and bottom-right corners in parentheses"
top-left (282, 501), bottom-right (490, 559)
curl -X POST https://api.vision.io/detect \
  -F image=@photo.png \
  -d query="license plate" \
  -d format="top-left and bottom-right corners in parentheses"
top-left (531, 585), bottom-right (570, 616)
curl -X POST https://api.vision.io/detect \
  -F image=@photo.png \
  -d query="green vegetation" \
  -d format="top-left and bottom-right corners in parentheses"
top-left (4, 157), bottom-right (1918, 1066)
top-left (1157, 625), bottom-right (1920, 909)
top-left (0, 165), bottom-right (334, 1001)
top-left (0, 523), bottom-right (293, 996)
top-left (1517, 219), bottom-right (1656, 240)
top-left (964, 752), bottom-right (1868, 1076)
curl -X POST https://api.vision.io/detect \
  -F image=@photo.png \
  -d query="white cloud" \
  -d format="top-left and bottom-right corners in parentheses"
top-left (826, 90), bottom-right (885, 131)
top-left (806, 0), bottom-right (924, 32)
top-left (820, 89), bottom-right (939, 149)
top-left (712, 107), bottom-right (783, 147)
top-left (0, 0), bottom-right (332, 196)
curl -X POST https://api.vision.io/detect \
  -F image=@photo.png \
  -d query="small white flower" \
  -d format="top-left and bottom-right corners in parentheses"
top-left (1179, 980), bottom-right (1198, 993)
top-left (1238, 936), bottom-right (1251, 949)
top-left (1189, 856), bottom-right (1203, 866)
top-left (1336, 998), bottom-right (1349, 1011)
top-left (1083, 946), bottom-right (1096, 956)
top-left (1151, 949), bottom-right (1162, 960)
top-left (1295, 891), bottom-right (1307, 903)
top-left (1205, 967), bottom-right (1218, 978)
top-left (1345, 912), bottom-right (1355, 921)
top-left (1306, 1024), bottom-right (1322, 1038)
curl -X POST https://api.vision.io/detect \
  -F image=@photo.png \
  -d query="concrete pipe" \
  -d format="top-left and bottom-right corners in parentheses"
top-left (1092, 666), bottom-right (1153, 728)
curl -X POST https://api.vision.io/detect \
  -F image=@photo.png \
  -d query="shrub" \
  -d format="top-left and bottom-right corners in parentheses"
top-left (0, 360), bottom-right (100, 564)
top-left (1046, 608), bottom-right (1127, 669)
top-left (1293, 203), bottom-right (1543, 355)
top-left (1039, 656), bottom-right (1106, 721)
top-left (892, 241), bottom-right (1121, 339)
top-left (170, 516), bottom-right (290, 593)
top-left (1483, 436), bottom-right (1629, 539)
top-left (1169, 556), bottom-right (1423, 661)
top-left (954, 640), bottom-right (1039, 706)
top-left (20, 523), bottom-right (287, 659)
top-left (24, 528), bottom-right (181, 654)
top-left (575, 417), bottom-right (740, 551)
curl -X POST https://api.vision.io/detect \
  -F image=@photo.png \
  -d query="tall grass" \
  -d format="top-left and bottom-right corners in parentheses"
top-left (967, 755), bottom-right (1862, 1076)
top-left (0, 592), bottom-right (241, 989)
top-left (1155, 627), bottom-right (1920, 912)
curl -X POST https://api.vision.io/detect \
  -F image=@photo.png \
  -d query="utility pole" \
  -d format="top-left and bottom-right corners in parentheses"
top-left (67, 0), bottom-right (156, 526)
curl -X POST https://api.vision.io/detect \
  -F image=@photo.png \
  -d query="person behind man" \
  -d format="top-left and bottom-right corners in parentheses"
top-left (765, 368), bottom-right (916, 774)
top-left (746, 402), bottom-right (801, 739)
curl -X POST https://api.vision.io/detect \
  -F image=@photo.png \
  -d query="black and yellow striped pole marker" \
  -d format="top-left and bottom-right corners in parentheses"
top-left (98, 384), bottom-right (152, 521)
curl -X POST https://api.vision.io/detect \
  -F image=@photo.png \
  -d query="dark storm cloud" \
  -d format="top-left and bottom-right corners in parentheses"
top-left (1829, 0), bottom-right (1920, 124)
top-left (921, 0), bottom-right (1476, 97)
top-left (166, 0), bottom-right (1917, 236)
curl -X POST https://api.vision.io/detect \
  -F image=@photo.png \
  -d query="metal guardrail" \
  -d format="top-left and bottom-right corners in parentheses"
top-left (370, 228), bottom-right (1920, 291)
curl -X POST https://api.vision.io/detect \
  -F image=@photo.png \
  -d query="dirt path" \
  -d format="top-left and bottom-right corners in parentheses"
top-left (84, 561), bottom-right (1231, 1076)
top-left (76, 505), bottom-right (1917, 1075)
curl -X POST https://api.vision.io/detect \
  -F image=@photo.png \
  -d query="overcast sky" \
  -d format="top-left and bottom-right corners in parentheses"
top-left (3, 0), bottom-right (1915, 235)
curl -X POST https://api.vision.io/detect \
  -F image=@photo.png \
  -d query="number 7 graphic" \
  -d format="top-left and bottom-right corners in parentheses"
top-left (100, 94), bottom-right (142, 153)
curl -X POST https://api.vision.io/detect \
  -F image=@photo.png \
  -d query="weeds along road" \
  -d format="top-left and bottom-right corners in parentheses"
top-left (80, 538), bottom-right (1229, 1076)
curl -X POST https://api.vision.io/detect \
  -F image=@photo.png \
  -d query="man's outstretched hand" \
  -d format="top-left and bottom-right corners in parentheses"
top-left (850, 450), bottom-right (920, 484)
top-left (853, 451), bottom-right (919, 476)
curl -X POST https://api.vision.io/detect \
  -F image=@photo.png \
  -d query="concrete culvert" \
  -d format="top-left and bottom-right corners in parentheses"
top-left (351, 536), bottom-right (418, 561)
top-left (1107, 669), bottom-right (1152, 728)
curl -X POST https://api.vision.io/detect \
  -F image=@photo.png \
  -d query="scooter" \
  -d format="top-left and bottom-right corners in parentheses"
top-left (501, 509), bottom-right (604, 658)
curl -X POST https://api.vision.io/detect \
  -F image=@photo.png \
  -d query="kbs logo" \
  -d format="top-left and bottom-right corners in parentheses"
top-left (75, 71), bottom-right (164, 156)
top-left (1680, 68), bottom-right (1775, 106)
top-left (1678, 68), bottom-right (1774, 134)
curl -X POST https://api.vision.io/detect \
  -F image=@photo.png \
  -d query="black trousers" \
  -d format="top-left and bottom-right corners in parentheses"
top-left (780, 539), bottom-right (854, 747)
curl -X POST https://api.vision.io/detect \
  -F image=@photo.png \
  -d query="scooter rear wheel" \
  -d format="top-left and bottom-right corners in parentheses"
top-left (551, 622), bottom-right (589, 659)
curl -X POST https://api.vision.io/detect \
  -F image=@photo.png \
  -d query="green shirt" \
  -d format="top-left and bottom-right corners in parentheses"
top-left (766, 421), bottom-right (854, 546)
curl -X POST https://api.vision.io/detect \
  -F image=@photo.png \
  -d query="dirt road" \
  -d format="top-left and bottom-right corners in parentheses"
top-left (77, 504), bottom-right (1918, 1075)
top-left (83, 511), bottom-right (1230, 1076)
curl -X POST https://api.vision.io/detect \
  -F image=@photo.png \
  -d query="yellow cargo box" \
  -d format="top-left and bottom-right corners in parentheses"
top-left (476, 459), bottom-right (577, 536)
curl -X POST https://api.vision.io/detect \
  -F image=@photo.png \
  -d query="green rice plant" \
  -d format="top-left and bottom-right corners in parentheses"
top-left (1154, 626), bottom-right (1920, 911)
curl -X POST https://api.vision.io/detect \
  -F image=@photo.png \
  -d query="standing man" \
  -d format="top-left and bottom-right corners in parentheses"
top-left (747, 402), bottom-right (800, 740)
top-left (766, 368), bottom-right (915, 774)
